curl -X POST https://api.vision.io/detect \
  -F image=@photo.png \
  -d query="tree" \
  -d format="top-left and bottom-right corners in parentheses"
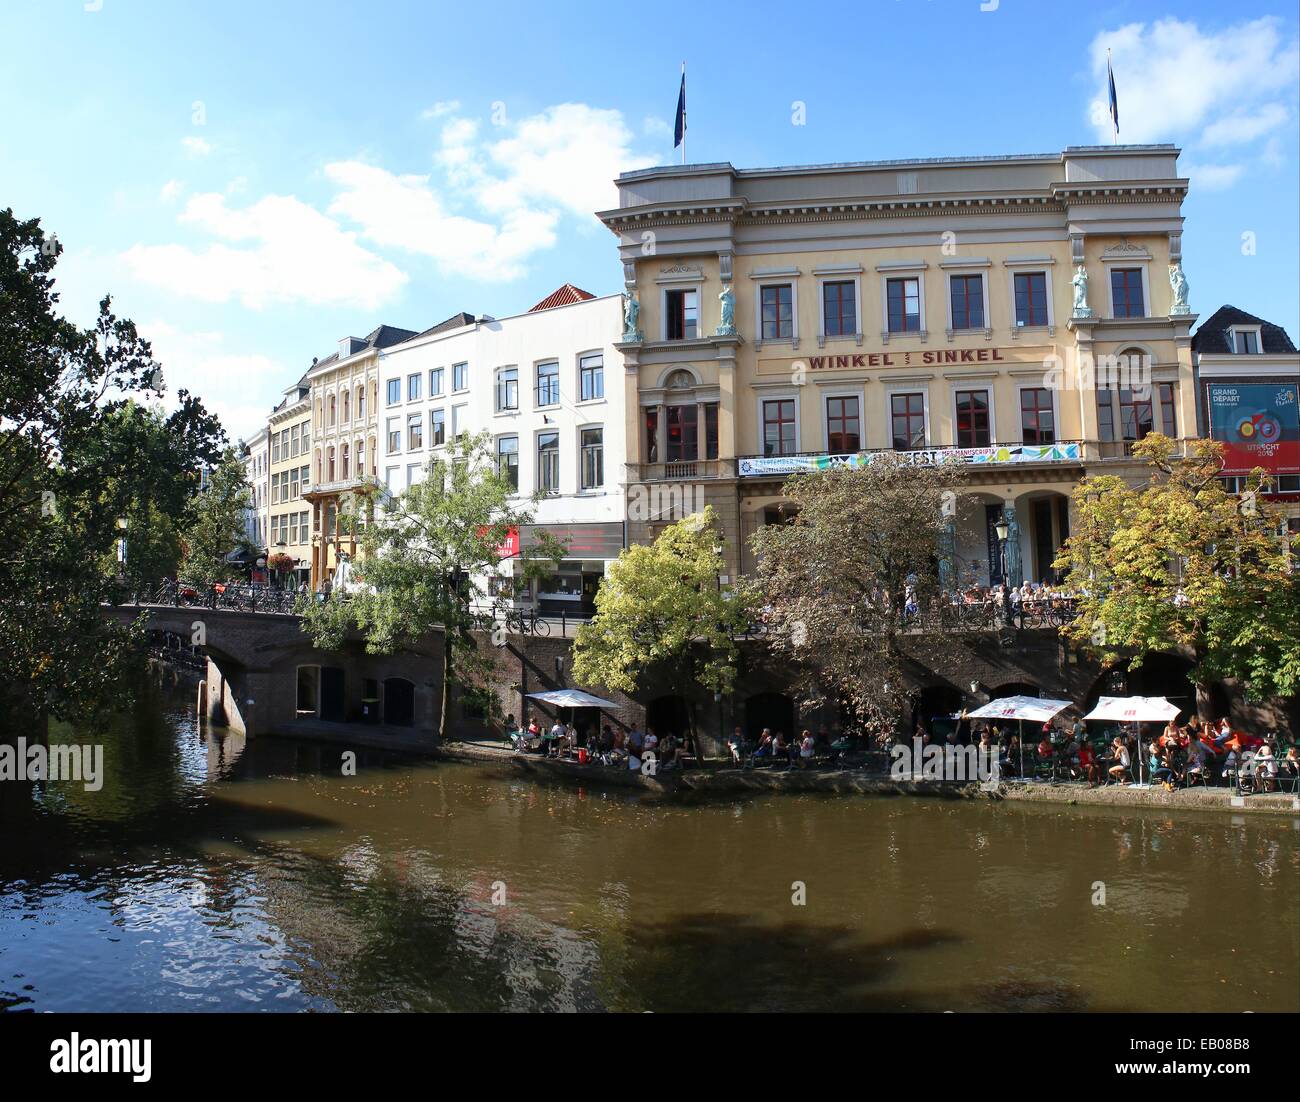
top-left (573, 506), bottom-right (752, 700)
top-left (298, 432), bottom-right (562, 741)
top-left (746, 456), bottom-right (963, 731)
top-left (1056, 434), bottom-right (1300, 703)
top-left (0, 207), bottom-right (225, 726)
top-left (178, 448), bottom-right (252, 586)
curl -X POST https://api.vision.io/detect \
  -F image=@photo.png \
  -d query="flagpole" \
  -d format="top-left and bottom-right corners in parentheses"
top-left (1108, 48), bottom-right (1117, 145)
top-left (681, 61), bottom-right (686, 165)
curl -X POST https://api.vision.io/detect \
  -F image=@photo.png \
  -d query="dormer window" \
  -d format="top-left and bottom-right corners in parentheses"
top-left (1229, 326), bottom-right (1262, 354)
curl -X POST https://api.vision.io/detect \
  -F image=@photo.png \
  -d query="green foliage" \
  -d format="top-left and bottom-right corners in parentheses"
top-left (178, 448), bottom-right (251, 585)
top-left (0, 207), bottom-right (225, 725)
top-left (298, 432), bottom-right (562, 738)
top-left (746, 455), bottom-right (959, 727)
top-left (573, 506), bottom-right (752, 695)
top-left (1057, 434), bottom-right (1300, 700)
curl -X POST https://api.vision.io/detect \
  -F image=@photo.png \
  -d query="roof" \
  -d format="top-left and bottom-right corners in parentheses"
top-left (1192, 305), bottom-right (1298, 355)
top-left (411, 311), bottom-right (477, 340)
top-left (528, 283), bottom-right (595, 312)
top-left (363, 323), bottom-right (419, 350)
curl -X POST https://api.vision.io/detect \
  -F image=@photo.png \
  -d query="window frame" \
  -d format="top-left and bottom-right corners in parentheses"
top-left (1106, 265), bottom-right (1149, 319)
top-left (886, 388), bottom-right (929, 451)
top-left (536, 430), bottom-right (560, 493)
top-left (578, 351), bottom-right (605, 403)
top-left (534, 360), bottom-right (560, 409)
top-left (662, 286), bottom-right (701, 341)
top-left (451, 362), bottom-right (469, 394)
top-left (496, 434), bottom-right (519, 492)
top-left (386, 378), bottom-right (401, 407)
top-left (822, 390), bottom-right (863, 453)
top-left (952, 386), bottom-right (993, 448)
top-left (882, 274), bottom-right (924, 335)
top-left (819, 277), bottom-right (860, 342)
top-left (579, 425), bottom-right (604, 490)
top-left (759, 395), bottom-right (799, 457)
top-left (756, 281), bottom-right (796, 342)
top-left (946, 271), bottom-right (988, 333)
top-left (1017, 385), bottom-right (1057, 446)
top-left (495, 366), bottom-right (519, 413)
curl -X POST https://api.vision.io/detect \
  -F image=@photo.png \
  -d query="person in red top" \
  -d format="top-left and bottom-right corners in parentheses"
top-left (1077, 740), bottom-right (1100, 786)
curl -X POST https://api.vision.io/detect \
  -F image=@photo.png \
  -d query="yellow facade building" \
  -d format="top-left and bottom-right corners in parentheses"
top-left (600, 146), bottom-right (1199, 586)
top-left (267, 376), bottom-right (313, 588)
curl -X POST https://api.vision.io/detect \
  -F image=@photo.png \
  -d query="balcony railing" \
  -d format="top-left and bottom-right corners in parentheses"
top-left (626, 459), bottom-right (727, 482)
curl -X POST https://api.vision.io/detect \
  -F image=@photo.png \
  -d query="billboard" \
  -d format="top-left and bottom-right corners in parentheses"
top-left (1206, 381), bottom-right (1300, 475)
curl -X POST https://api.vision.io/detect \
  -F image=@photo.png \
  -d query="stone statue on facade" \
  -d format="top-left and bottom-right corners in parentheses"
top-left (1071, 264), bottom-right (1093, 317)
top-left (716, 283), bottom-right (736, 336)
top-left (1169, 262), bottom-right (1191, 315)
top-left (622, 291), bottom-right (642, 342)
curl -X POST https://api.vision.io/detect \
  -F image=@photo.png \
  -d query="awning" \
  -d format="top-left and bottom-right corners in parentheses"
top-left (1083, 696), bottom-right (1181, 723)
top-left (967, 695), bottom-right (1073, 723)
top-left (525, 689), bottom-right (620, 709)
top-left (225, 547), bottom-right (257, 564)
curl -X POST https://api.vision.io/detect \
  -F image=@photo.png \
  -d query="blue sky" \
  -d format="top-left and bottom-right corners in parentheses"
top-left (3, 0), bottom-right (1297, 440)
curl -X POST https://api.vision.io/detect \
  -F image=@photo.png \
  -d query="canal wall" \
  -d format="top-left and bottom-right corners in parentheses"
top-left (437, 742), bottom-right (1300, 816)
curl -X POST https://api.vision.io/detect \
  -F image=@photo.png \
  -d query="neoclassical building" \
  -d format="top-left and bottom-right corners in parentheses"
top-left (599, 145), bottom-right (1200, 587)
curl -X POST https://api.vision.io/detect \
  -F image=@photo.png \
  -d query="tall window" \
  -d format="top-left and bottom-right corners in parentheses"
top-left (762, 399), bottom-right (796, 456)
top-left (1118, 388), bottom-right (1154, 441)
top-left (1110, 268), bottom-right (1145, 318)
top-left (301, 423), bottom-right (310, 452)
top-left (535, 361), bottom-right (559, 407)
top-left (407, 373), bottom-right (421, 402)
top-left (357, 386), bottom-right (365, 419)
top-left (497, 436), bottom-right (518, 491)
top-left (328, 395), bottom-right (336, 425)
top-left (340, 443), bottom-right (350, 481)
top-left (826, 396), bottom-right (860, 452)
top-left (665, 289), bottom-right (698, 340)
top-left (429, 367), bottom-right (445, 395)
top-left (705, 402), bottom-right (719, 459)
top-left (1019, 388), bottom-right (1055, 445)
top-left (537, 432), bottom-right (559, 492)
top-left (407, 413), bottom-right (423, 451)
top-left (496, 367), bottom-right (518, 412)
top-left (386, 378), bottom-right (400, 406)
top-left (949, 275), bottom-right (985, 330)
top-left (890, 392), bottom-right (926, 450)
top-left (954, 389), bottom-right (991, 447)
top-left (666, 405), bottom-right (697, 462)
top-left (823, 281), bottom-right (856, 338)
top-left (760, 284), bottom-right (793, 340)
top-left (1097, 393), bottom-right (1116, 442)
top-left (452, 362), bottom-right (468, 392)
top-left (1158, 382), bottom-right (1178, 437)
top-left (327, 447), bottom-right (336, 482)
top-left (1013, 271), bottom-right (1049, 327)
top-left (430, 409), bottom-right (445, 447)
top-left (579, 353), bottom-right (604, 401)
top-left (886, 277), bottom-right (921, 333)
top-left (290, 423), bottom-right (301, 458)
top-left (581, 427), bottom-right (604, 489)
top-left (341, 392), bottom-right (350, 423)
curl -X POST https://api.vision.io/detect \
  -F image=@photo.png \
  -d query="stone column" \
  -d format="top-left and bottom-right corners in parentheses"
top-left (938, 518), bottom-right (956, 592)
top-left (655, 403), bottom-right (667, 466)
top-left (694, 401), bottom-right (707, 463)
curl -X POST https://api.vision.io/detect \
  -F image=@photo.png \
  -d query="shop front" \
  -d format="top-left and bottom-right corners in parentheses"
top-left (519, 522), bottom-right (624, 617)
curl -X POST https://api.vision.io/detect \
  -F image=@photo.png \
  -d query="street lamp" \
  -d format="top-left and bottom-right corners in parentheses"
top-left (994, 517), bottom-right (1009, 584)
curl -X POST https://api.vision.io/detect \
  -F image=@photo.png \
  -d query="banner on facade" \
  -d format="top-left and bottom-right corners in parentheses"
top-left (1206, 381), bottom-right (1300, 475)
top-left (737, 442), bottom-right (1081, 478)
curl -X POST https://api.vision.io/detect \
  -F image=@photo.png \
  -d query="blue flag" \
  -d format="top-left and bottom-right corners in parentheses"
top-left (673, 69), bottom-right (686, 150)
top-left (1107, 53), bottom-right (1119, 136)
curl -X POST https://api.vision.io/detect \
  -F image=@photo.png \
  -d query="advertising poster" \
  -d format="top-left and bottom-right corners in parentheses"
top-left (1206, 382), bottom-right (1300, 474)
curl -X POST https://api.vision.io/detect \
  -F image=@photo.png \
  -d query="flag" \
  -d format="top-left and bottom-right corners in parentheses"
top-left (1107, 51), bottom-right (1119, 137)
top-left (673, 66), bottom-right (686, 151)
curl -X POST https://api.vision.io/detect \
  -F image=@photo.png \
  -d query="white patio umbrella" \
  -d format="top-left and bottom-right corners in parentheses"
top-left (1083, 696), bottom-right (1183, 786)
top-left (968, 695), bottom-right (1074, 779)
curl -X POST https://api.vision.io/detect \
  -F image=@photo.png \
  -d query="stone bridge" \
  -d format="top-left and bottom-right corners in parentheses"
top-left (106, 603), bottom-right (445, 749)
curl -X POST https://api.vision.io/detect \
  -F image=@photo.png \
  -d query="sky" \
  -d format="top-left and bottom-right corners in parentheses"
top-left (3, 0), bottom-right (1298, 442)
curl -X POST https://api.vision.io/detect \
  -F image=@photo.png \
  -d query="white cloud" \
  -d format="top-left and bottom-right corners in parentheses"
top-left (160, 179), bottom-right (184, 203)
top-left (181, 136), bottom-right (213, 156)
top-left (1200, 103), bottom-right (1290, 147)
top-left (1087, 18), bottom-right (1299, 160)
top-left (643, 116), bottom-right (673, 140)
top-left (333, 102), bottom-right (657, 280)
top-left (1179, 162), bottom-right (1247, 191)
top-left (325, 161), bottom-right (557, 281)
top-left (136, 319), bottom-right (288, 441)
top-left (421, 100), bottom-right (460, 119)
top-left (121, 191), bottom-right (408, 310)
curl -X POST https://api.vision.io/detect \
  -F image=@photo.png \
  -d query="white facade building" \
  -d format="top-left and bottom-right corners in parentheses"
top-left (241, 425), bottom-right (270, 554)
top-left (377, 289), bottom-right (626, 615)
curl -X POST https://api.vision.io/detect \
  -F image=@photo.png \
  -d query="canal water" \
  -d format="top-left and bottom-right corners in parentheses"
top-left (2, 686), bottom-right (1296, 1013)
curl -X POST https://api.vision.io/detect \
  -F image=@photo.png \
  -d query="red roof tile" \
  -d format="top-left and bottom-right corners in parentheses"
top-left (528, 283), bottom-right (596, 312)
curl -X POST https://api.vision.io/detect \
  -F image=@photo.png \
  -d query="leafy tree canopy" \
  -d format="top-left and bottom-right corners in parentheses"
top-left (1056, 434), bottom-right (1300, 701)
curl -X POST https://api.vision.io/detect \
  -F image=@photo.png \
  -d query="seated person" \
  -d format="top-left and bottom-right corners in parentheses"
top-left (726, 726), bottom-right (745, 764)
top-left (1280, 746), bottom-right (1300, 781)
top-left (1106, 738), bottom-right (1131, 783)
top-left (1184, 736), bottom-right (1209, 784)
top-left (1076, 739), bottom-right (1100, 786)
top-left (799, 730), bottom-right (816, 768)
top-left (752, 729), bottom-right (774, 762)
top-left (1254, 742), bottom-right (1278, 792)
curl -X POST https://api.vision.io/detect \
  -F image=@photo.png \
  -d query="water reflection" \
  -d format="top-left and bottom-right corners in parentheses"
top-left (0, 685), bottom-right (1296, 1013)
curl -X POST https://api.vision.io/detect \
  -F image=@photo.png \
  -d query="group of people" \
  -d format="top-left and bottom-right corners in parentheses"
top-left (727, 727), bottom-right (823, 768)
top-left (504, 715), bottom-right (693, 772)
